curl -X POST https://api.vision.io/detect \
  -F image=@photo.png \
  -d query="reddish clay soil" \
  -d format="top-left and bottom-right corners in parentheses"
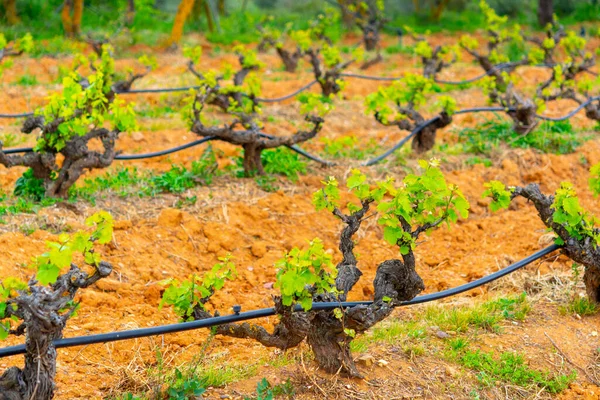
top-left (0, 33), bottom-right (599, 399)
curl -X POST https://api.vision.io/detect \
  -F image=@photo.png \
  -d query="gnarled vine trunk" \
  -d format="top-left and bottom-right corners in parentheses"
top-left (3, 0), bottom-right (19, 25)
top-left (276, 48), bottom-right (302, 72)
top-left (0, 122), bottom-right (119, 199)
top-left (0, 262), bottom-right (113, 400)
top-left (412, 112), bottom-right (453, 153)
top-left (512, 184), bottom-right (600, 302)
top-left (191, 116), bottom-right (323, 176)
top-left (507, 100), bottom-right (538, 135)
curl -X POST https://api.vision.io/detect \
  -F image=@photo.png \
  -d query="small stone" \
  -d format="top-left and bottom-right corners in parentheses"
top-left (435, 330), bottom-right (450, 339)
top-left (131, 131), bottom-right (144, 142)
top-left (376, 359), bottom-right (389, 367)
top-left (357, 354), bottom-right (375, 367)
top-left (263, 282), bottom-right (274, 289)
top-left (591, 331), bottom-right (598, 337)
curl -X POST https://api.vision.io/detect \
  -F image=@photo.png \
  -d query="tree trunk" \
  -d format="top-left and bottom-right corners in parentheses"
top-left (0, 324), bottom-right (61, 400)
top-left (3, 0), bottom-right (19, 25)
top-left (202, 0), bottom-right (215, 33)
top-left (72, 0), bottom-right (84, 36)
top-left (307, 311), bottom-right (361, 377)
top-left (538, 0), bottom-right (553, 27)
top-left (168, 0), bottom-right (196, 45)
top-left (338, 0), bottom-right (355, 28)
top-left (431, 0), bottom-right (450, 21)
top-left (61, 0), bottom-right (73, 37)
top-left (126, 0), bottom-right (136, 26)
top-left (584, 267), bottom-right (600, 303)
top-left (412, 0), bottom-right (420, 12)
top-left (411, 112), bottom-right (453, 153)
top-left (242, 143), bottom-right (264, 176)
top-left (508, 102), bottom-right (538, 135)
top-left (276, 48), bottom-right (301, 72)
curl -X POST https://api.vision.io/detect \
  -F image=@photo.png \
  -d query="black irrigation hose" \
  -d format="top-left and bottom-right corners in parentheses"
top-left (434, 63), bottom-right (518, 85)
top-left (4, 94), bottom-right (599, 164)
top-left (114, 137), bottom-right (215, 160)
top-left (254, 80), bottom-right (319, 103)
top-left (115, 85), bottom-right (202, 94)
top-left (535, 96), bottom-right (600, 122)
top-left (0, 112), bottom-right (34, 119)
top-left (3, 147), bottom-right (34, 155)
top-left (364, 107), bottom-right (506, 166)
top-left (0, 81), bottom-right (319, 118)
top-left (340, 73), bottom-right (402, 81)
top-left (1, 135), bottom-right (332, 165)
top-left (0, 244), bottom-right (560, 358)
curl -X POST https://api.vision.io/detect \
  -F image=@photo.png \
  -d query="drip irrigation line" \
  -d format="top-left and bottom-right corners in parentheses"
top-left (254, 80), bottom-right (318, 102)
top-left (434, 62), bottom-right (521, 85)
top-left (0, 244), bottom-right (559, 359)
top-left (535, 96), bottom-right (600, 122)
top-left (340, 73), bottom-right (401, 81)
top-left (0, 112), bottom-right (34, 119)
top-left (256, 131), bottom-right (334, 166)
top-left (4, 96), bottom-right (598, 164)
top-left (0, 81), bottom-right (319, 119)
top-left (1, 135), bottom-right (332, 165)
top-left (364, 106), bottom-right (505, 166)
top-left (3, 147), bottom-right (34, 155)
top-left (114, 137), bottom-right (215, 160)
top-left (115, 85), bottom-right (202, 94)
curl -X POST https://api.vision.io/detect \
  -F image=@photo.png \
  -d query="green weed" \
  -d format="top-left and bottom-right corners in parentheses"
top-left (245, 378), bottom-right (295, 400)
top-left (14, 168), bottom-right (46, 201)
top-left (460, 350), bottom-right (576, 393)
top-left (457, 117), bottom-right (586, 155)
top-left (232, 147), bottom-right (306, 181)
top-left (0, 133), bottom-right (26, 148)
top-left (321, 135), bottom-right (380, 160)
top-left (15, 73), bottom-right (39, 86)
top-left (560, 297), bottom-right (598, 316)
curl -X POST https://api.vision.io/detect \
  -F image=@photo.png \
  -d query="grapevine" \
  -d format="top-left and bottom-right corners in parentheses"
top-left (0, 62), bottom-right (137, 198)
top-left (484, 175), bottom-right (600, 303)
top-left (365, 73), bottom-right (457, 152)
top-left (0, 212), bottom-right (114, 400)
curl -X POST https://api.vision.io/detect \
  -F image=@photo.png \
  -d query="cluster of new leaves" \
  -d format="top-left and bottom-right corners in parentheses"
top-left (159, 255), bottom-right (237, 321)
top-left (0, 211), bottom-right (114, 338)
top-left (404, 26), bottom-right (460, 78)
top-left (459, 1), bottom-right (522, 65)
top-left (184, 45), bottom-right (263, 118)
top-left (234, 45), bottom-right (264, 71)
top-left (0, 33), bottom-right (33, 78)
top-left (313, 169), bottom-right (389, 214)
top-left (274, 239), bottom-right (337, 311)
top-left (377, 160), bottom-right (470, 254)
top-left (552, 183), bottom-right (600, 246)
top-left (298, 93), bottom-right (334, 118)
top-left (365, 74), bottom-right (456, 124)
top-left (484, 179), bottom-right (600, 247)
top-left (36, 70), bottom-right (137, 152)
top-left (482, 180), bottom-right (512, 211)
